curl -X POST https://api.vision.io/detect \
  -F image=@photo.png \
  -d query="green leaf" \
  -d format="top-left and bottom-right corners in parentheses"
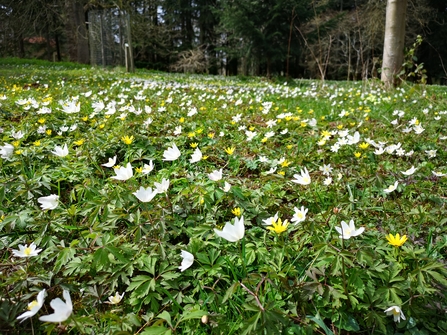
top-left (222, 282), bottom-right (240, 304)
top-left (307, 315), bottom-right (334, 335)
top-left (141, 326), bottom-right (171, 335)
top-left (178, 309), bottom-right (207, 323)
top-left (157, 311), bottom-right (172, 327)
top-left (53, 247), bottom-right (76, 273)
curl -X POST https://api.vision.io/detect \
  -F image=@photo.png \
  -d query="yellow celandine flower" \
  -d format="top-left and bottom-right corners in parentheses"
top-left (261, 137), bottom-right (268, 143)
top-left (337, 124), bottom-right (343, 129)
top-left (359, 142), bottom-right (369, 149)
top-left (202, 155), bottom-right (208, 160)
top-left (266, 218), bottom-right (289, 234)
top-left (286, 145), bottom-right (293, 149)
top-left (12, 141), bottom-right (20, 147)
top-left (33, 140), bottom-right (41, 146)
top-left (386, 233), bottom-right (408, 247)
top-left (300, 121), bottom-right (307, 127)
top-left (196, 129), bottom-right (203, 134)
top-left (278, 170), bottom-right (285, 176)
top-left (225, 147), bottom-right (235, 155)
top-left (230, 121), bottom-right (236, 125)
top-left (135, 167), bottom-right (143, 173)
top-left (190, 142), bottom-right (198, 148)
top-left (187, 132), bottom-right (195, 138)
top-left (321, 130), bottom-right (331, 138)
top-left (231, 207), bottom-right (241, 217)
top-left (121, 135), bottom-right (134, 145)
top-left (321, 116), bottom-right (325, 120)
top-left (281, 160), bottom-right (291, 167)
top-left (74, 139), bottom-right (85, 146)
top-left (200, 106), bottom-right (206, 111)
top-left (350, 122), bottom-right (356, 126)
top-left (82, 116), bottom-right (88, 121)
top-left (199, 197), bottom-right (204, 205)
top-left (249, 126), bottom-right (255, 131)
top-left (208, 132), bottom-right (215, 139)
top-left (38, 118), bottom-right (46, 124)
top-left (105, 115), bottom-right (111, 119)
top-left (354, 152), bottom-right (362, 158)
top-left (15, 149), bottom-right (23, 155)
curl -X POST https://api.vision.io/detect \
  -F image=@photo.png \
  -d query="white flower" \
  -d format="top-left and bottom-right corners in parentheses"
top-left (425, 149), bottom-right (437, 158)
top-left (142, 160), bottom-right (154, 174)
top-left (111, 162), bottom-right (133, 181)
top-left (335, 219), bottom-right (364, 239)
top-left (102, 155), bottom-right (117, 168)
top-left (374, 147), bottom-right (385, 155)
top-left (154, 178), bottom-right (170, 193)
top-left (178, 250), bottom-right (194, 272)
top-left (292, 168), bottom-right (311, 185)
top-left (61, 100), bottom-right (80, 114)
top-left (37, 194), bottom-right (59, 210)
top-left (221, 181), bottom-right (231, 192)
top-left (384, 181), bottom-right (398, 193)
top-left (51, 144), bottom-right (69, 157)
top-left (208, 168), bottom-right (223, 181)
top-left (291, 206), bottom-right (308, 224)
top-left (163, 143), bottom-right (181, 161)
top-left (17, 289), bottom-right (46, 322)
top-left (262, 212), bottom-right (279, 226)
top-left (214, 216), bottom-right (245, 242)
top-left (190, 147), bottom-right (202, 163)
top-left (39, 290), bottom-right (72, 323)
top-left (12, 242), bottom-right (43, 258)
top-left (106, 292), bottom-right (124, 304)
top-left (432, 171), bottom-right (447, 177)
top-left (319, 164), bottom-right (333, 176)
top-left (323, 177), bottom-right (332, 185)
top-left (173, 126), bottom-right (182, 135)
top-left (133, 186), bottom-right (158, 202)
top-left (401, 166), bottom-right (416, 176)
top-left (384, 306), bottom-right (406, 323)
top-left (0, 143), bottom-right (14, 159)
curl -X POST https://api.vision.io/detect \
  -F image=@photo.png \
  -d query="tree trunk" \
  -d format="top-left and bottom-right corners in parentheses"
top-left (381, 0), bottom-right (408, 87)
top-left (65, 0), bottom-right (89, 64)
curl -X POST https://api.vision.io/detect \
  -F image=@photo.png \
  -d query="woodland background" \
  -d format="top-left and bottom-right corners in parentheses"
top-left (0, 0), bottom-right (446, 83)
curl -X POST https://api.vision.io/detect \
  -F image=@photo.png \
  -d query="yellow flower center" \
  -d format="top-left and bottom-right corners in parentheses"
top-left (28, 300), bottom-right (38, 310)
top-left (24, 247), bottom-right (32, 256)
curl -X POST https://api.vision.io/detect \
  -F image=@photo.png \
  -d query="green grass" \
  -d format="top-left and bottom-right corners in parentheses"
top-left (0, 60), bottom-right (447, 334)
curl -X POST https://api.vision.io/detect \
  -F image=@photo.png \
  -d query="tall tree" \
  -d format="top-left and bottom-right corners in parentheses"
top-left (381, 0), bottom-right (408, 87)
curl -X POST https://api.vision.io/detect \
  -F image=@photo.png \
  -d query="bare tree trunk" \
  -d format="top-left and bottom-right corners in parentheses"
top-left (65, 0), bottom-right (89, 64)
top-left (381, 0), bottom-right (407, 87)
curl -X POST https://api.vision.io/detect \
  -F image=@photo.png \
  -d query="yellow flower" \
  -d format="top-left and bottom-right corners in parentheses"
top-left (280, 160), bottom-right (291, 167)
top-left (231, 207), bottom-right (241, 217)
top-left (321, 130), bottom-right (331, 138)
top-left (187, 132), bottom-right (195, 138)
top-left (337, 124), bottom-right (343, 129)
top-left (121, 135), bottom-right (134, 145)
top-left (249, 126), bottom-right (255, 131)
top-left (38, 118), bottom-right (46, 124)
top-left (12, 141), bottom-right (20, 147)
top-left (359, 142), bottom-right (369, 149)
top-left (266, 218), bottom-right (289, 234)
top-left (386, 233), bottom-right (407, 247)
top-left (82, 116), bottom-right (88, 121)
top-left (202, 155), bottom-right (209, 160)
top-left (354, 152), bottom-right (362, 158)
top-left (300, 121), bottom-right (307, 127)
top-left (224, 147), bottom-right (235, 155)
top-left (278, 170), bottom-right (285, 176)
top-left (261, 137), bottom-right (268, 143)
top-left (286, 145), bottom-right (293, 150)
top-left (135, 167), bottom-right (143, 173)
top-left (208, 132), bottom-right (215, 139)
top-left (196, 129), bottom-right (203, 134)
top-left (15, 149), bottom-right (23, 155)
top-left (33, 140), bottom-right (41, 146)
top-left (190, 142), bottom-right (198, 148)
top-left (74, 139), bottom-right (85, 146)
top-left (99, 124), bottom-right (105, 129)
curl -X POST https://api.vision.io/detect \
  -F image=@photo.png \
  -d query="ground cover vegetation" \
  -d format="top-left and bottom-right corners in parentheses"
top-left (1, 60), bottom-right (447, 334)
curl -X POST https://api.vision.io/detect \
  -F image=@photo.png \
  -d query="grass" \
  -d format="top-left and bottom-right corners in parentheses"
top-left (0, 59), bottom-right (447, 334)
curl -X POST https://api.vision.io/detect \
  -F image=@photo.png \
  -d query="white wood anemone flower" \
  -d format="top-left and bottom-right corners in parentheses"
top-left (163, 143), bottom-right (181, 161)
top-left (39, 290), bottom-right (72, 323)
top-left (0, 143), bottom-right (14, 159)
top-left (335, 219), bottom-right (365, 239)
top-left (51, 144), bottom-right (69, 157)
top-left (133, 186), bottom-right (158, 203)
top-left (37, 194), bottom-right (59, 210)
top-left (214, 216), bottom-right (245, 242)
top-left (291, 206), bottom-right (308, 225)
top-left (384, 306), bottom-right (406, 323)
top-left (12, 242), bottom-right (43, 258)
top-left (106, 292), bottom-right (125, 305)
top-left (208, 168), bottom-right (223, 181)
top-left (101, 155), bottom-right (117, 167)
top-left (401, 166), bottom-right (416, 176)
top-left (291, 168), bottom-right (311, 185)
top-left (16, 289), bottom-right (46, 322)
top-left (178, 250), bottom-right (194, 272)
top-left (111, 162), bottom-right (133, 181)
top-left (384, 181), bottom-right (398, 193)
top-left (154, 178), bottom-right (170, 193)
top-left (190, 147), bottom-right (202, 163)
